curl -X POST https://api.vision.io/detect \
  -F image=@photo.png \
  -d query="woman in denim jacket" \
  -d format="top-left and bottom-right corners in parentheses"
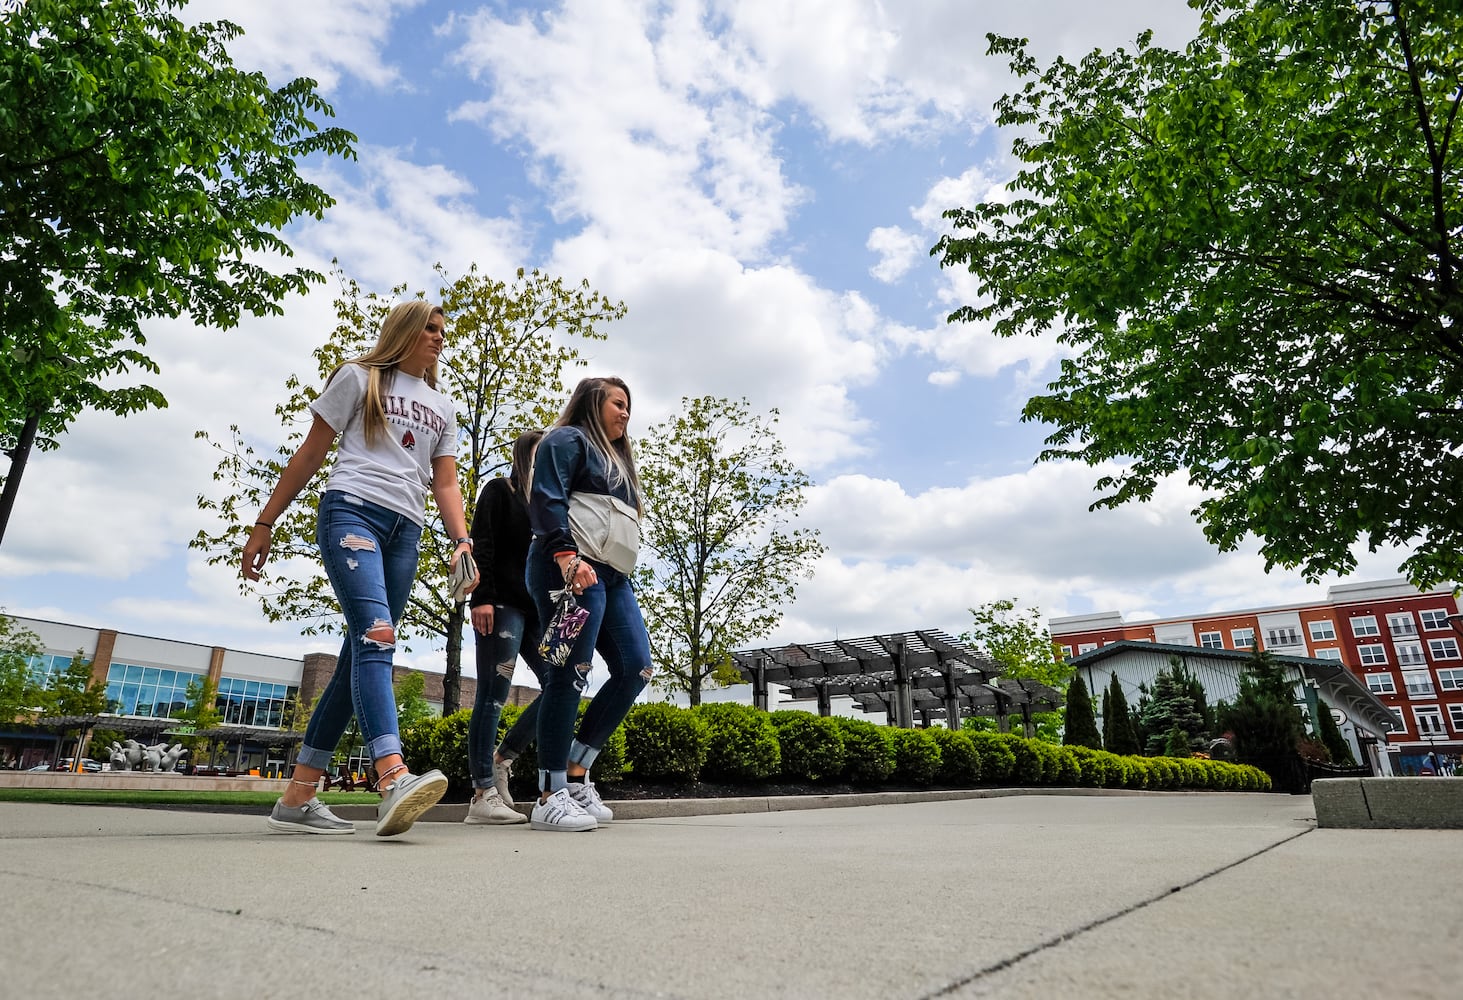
top-left (243, 300), bottom-right (474, 838)
top-left (526, 376), bottom-right (652, 831)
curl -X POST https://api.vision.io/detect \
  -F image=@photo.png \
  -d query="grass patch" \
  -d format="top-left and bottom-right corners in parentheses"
top-left (0, 788), bottom-right (381, 808)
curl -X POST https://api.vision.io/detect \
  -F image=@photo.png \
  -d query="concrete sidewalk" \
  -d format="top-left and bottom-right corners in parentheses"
top-left (1, 793), bottom-right (1458, 999)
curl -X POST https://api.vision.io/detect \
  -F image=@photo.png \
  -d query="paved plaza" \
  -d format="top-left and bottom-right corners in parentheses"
top-left (1, 791), bottom-right (1459, 998)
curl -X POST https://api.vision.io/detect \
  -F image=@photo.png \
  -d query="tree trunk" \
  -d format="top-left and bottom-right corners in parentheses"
top-left (0, 408), bottom-right (41, 549)
top-left (443, 604), bottom-right (464, 715)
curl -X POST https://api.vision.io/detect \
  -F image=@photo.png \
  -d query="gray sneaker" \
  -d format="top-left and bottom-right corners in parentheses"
top-left (267, 797), bottom-right (355, 835)
top-left (376, 768), bottom-right (448, 837)
top-left (492, 756), bottom-right (515, 807)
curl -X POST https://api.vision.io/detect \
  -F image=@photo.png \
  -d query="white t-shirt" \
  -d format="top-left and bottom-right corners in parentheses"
top-left (309, 363), bottom-right (458, 524)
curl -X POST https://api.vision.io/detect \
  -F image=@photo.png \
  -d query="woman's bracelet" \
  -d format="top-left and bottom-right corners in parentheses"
top-left (254, 521), bottom-right (273, 528)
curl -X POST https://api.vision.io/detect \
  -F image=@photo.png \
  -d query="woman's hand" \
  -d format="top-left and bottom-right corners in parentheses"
top-left (556, 552), bottom-right (597, 594)
top-left (470, 604), bottom-right (495, 636)
top-left (242, 523), bottom-right (272, 581)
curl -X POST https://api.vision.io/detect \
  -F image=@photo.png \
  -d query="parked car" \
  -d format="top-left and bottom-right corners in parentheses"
top-left (27, 763), bottom-right (54, 772)
top-left (54, 758), bottom-right (103, 773)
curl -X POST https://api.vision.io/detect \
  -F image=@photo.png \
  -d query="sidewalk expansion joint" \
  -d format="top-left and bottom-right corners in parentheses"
top-left (915, 826), bottom-right (1314, 999)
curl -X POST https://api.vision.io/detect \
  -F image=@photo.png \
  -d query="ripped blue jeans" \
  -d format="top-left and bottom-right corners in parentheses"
top-left (527, 539), bottom-right (653, 793)
top-left (467, 603), bottom-right (545, 789)
top-left (296, 490), bottom-right (421, 770)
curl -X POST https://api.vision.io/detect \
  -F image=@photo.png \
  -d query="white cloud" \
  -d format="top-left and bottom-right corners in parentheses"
top-left (186, 0), bottom-right (425, 92)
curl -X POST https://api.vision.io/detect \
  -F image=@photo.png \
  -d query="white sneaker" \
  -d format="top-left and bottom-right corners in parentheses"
top-left (530, 787), bottom-right (597, 832)
top-left (568, 779), bottom-right (613, 823)
top-left (464, 788), bottom-right (526, 825)
top-left (492, 756), bottom-right (514, 807)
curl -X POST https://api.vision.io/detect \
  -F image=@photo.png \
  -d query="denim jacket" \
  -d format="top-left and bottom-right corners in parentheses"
top-left (528, 425), bottom-right (638, 557)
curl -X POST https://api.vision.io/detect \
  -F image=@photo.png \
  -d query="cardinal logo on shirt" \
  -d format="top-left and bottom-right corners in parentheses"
top-left (401, 430), bottom-right (416, 451)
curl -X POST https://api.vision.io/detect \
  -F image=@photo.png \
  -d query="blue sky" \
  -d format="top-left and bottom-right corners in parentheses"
top-left (0, 0), bottom-right (1421, 679)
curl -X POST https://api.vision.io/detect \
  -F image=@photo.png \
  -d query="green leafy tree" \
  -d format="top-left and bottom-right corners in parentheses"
top-left (393, 670), bottom-right (435, 732)
top-left (1102, 673), bottom-right (1141, 756)
top-left (36, 652), bottom-right (107, 716)
top-left (192, 266), bottom-right (624, 713)
top-left (635, 396), bottom-right (824, 706)
top-left (1220, 649), bottom-right (1307, 791)
top-left (1140, 656), bottom-right (1210, 755)
top-left (0, 613), bottom-right (45, 723)
top-left (934, 1), bottom-right (1463, 587)
top-left (1062, 672), bottom-right (1102, 750)
top-left (0, 0), bottom-right (355, 543)
top-left (960, 599), bottom-right (1072, 739)
top-left (174, 677), bottom-right (224, 766)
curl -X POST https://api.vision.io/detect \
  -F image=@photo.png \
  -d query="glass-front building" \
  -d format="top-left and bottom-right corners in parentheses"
top-left (102, 663), bottom-right (297, 725)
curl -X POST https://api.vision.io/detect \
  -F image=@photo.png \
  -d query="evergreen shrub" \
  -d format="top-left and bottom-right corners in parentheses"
top-left (927, 728), bottom-right (981, 785)
top-left (769, 711), bottom-right (847, 782)
top-left (694, 702), bottom-right (781, 782)
top-left (889, 727), bottom-right (942, 785)
top-left (965, 731), bottom-right (1016, 783)
top-left (830, 716), bottom-right (896, 784)
top-left (623, 702), bottom-right (708, 783)
top-left (999, 733), bottom-right (1045, 784)
top-left (1066, 746), bottom-right (1106, 787)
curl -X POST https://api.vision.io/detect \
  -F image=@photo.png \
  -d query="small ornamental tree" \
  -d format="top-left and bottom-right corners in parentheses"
top-left (1316, 698), bottom-right (1358, 767)
top-left (1141, 656), bottom-right (1210, 754)
top-left (1062, 672), bottom-right (1103, 750)
top-left (1221, 649), bottom-right (1307, 792)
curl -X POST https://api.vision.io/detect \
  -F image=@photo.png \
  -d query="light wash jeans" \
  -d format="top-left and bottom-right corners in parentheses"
top-left (526, 539), bottom-right (652, 793)
top-left (467, 603), bottom-right (545, 789)
top-left (296, 491), bottom-right (420, 770)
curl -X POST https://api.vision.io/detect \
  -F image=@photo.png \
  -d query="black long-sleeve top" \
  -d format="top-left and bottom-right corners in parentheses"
top-left (467, 476), bottom-right (534, 611)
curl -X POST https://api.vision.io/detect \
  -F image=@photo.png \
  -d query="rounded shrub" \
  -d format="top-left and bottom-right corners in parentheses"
top-left (965, 731), bottom-right (1016, 783)
top-left (1043, 743), bottom-right (1082, 786)
top-left (998, 733), bottom-right (1045, 784)
top-left (1123, 756), bottom-right (1150, 789)
top-left (927, 728), bottom-right (981, 786)
top-left (830, 716), bottom-right (896, 785)
top-left (1065, 746), bottom-right (1105, 787)
top-left (889, 727), bottom-right (942, 785)
top-left (694, 702), bottom-right (780, 783)
top-left (622, 702), bottom-right (708, 783)
top-left (769, 711), bottom-right (847, 782)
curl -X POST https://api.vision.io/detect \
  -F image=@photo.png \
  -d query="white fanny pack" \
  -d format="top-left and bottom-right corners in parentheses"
top-left (567, 491), bottom-right (641, 574)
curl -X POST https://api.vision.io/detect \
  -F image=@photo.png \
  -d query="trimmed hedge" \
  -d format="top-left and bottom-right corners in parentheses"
top-left (623, 702), bottom-right (708, 783)
top-left (695, 702), bottom-right (781, 782)
top-left (401, 701), bottom-right (1275, 796)
top-left (768, 711), bottom-right (846, 782)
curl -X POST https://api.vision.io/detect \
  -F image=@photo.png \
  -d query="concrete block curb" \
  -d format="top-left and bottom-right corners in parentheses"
top-left (1313, 777), bottom-right (1463, 829)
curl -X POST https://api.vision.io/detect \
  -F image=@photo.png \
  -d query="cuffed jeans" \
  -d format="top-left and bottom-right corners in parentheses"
top-left (527, 539), bottom-right (652, 793)
top-left (297, 491), bottom-right (420, 770)
top-left (467, 603), bottom-right (545, 789)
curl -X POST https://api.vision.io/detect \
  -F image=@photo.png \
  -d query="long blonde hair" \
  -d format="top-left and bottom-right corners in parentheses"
top-left (326, 300), bottom-right (444, 446)
top-left (553, 376), bottom-right (642, 513)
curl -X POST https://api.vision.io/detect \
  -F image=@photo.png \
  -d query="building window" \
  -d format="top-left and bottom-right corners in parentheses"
top-left (1266, 626), bottom-right (1302, 647)
top-left (1059, 645), bottom-right (1073, 660)
top-left (1307, 620), bottom-right (1336, 641)
top-left (1077, 642), bottom-right (1097, 654)
top-left (1231, 628), bottom-right (1255, 649)
top-left (104, 663), bottom-right (205, 718)
top-left (1415, 708), bottom-right (1445, 736)
top-left (1314, 647), bottom-right (1343, 661)
top-left (1198, 631), bottom-right (1223, 649)
top-left (1437, 668), bottom-right (1463, 692)
top-left (1350, 615), bottom-right (1379, 638)
top-left (1402, 670), bottom-right (1436, 698)
top-left (1365, 673), bottom-right (1397, 695)
top-left (1450, 704), bottom-right (1463, 732)
top-left (1420, 609), bottom-right (1451, 631)
top-left (1395, 641), bottom-right (1427, 667)
top-left (1387, 613), bottom-right (1418, 637)
top-left (1357, 644), bottom-right (1388, 666)
top-left (1428, 638), bottom-right (1461, 660)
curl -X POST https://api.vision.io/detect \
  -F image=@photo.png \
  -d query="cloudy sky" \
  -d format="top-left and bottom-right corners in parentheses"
top-left (0, 0), bottom-right (1418, 681)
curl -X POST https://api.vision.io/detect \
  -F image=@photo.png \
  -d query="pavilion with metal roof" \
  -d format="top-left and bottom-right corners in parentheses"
top-left (730, 629), bottom-right (1063, 734)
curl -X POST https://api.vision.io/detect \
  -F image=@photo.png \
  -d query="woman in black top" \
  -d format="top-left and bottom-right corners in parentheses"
top-left (465, 430), bottom-right (546, 824)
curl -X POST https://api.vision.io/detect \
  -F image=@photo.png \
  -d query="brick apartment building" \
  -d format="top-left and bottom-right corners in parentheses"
top-left (1049, 579), bottom-right (1462, 771)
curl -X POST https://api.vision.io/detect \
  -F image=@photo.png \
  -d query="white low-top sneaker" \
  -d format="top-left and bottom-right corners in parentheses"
top-left (530, 787), bottom-right (597, 832)
top-left (568, 779), bottom-right (613, 823)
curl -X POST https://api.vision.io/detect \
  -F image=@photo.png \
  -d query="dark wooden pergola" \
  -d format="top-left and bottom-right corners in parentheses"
top-left (730, 629), bottom-right (1063, 733)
